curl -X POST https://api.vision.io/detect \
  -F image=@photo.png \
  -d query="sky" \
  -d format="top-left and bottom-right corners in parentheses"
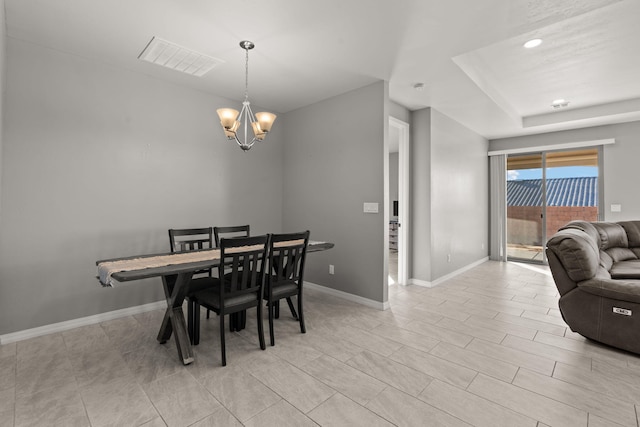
top-left (508, 166), bottom-right (598, 181)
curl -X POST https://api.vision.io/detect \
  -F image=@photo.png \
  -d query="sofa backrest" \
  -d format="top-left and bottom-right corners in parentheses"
top-left (591, 222), bottom-right (638, 262)
top-left (560, 221), bottom-right (600, 245)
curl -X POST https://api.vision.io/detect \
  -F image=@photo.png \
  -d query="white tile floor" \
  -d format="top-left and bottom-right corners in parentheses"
top-left (1, 261), bottom-right (640, 426)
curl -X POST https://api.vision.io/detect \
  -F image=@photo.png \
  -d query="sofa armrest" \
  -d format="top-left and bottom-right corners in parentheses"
top-left (577, 278), bottom-right (640, 304)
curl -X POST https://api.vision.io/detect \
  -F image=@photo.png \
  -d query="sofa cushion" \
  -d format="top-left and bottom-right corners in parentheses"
top-left (592, 222), bottom-right (629, 250)
top-left (604, 247), bottom-right (638, 262)
top-left (620, 221), bottom-right (640, 248)
top-left (546, 228), bottom-right (600, 282)
top-left (610, 260), bottom-right (640, 279)
top-left (599, 250), bottom-right (613, 271)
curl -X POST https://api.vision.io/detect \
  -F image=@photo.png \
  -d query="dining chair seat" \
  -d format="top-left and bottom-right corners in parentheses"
top-left (267, 281), bottom-right (298, 298)
top-left (196, 283), bottom-right (259, 309)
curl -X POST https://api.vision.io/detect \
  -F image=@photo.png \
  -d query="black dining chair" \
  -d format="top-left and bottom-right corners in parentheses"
top-left (191, 234), bottom-right (269, 366)
top-left (264, 231), bottom-right (310, 346)
top-left (214, 225), bottom-right (251, 330)
top-left (214, 225), bottom-right (250, 246)
top-left (168, 227), bottom-right (215, 344)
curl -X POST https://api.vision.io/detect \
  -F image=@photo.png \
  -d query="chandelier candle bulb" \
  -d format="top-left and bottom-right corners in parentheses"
top-left (217, 108), bottom-right (240, 129)
top-left (255, 112), bottom-right (276, 133)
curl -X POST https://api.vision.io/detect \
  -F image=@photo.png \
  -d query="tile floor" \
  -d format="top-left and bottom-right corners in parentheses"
top-left (1, 261), bottom-right (640, 426)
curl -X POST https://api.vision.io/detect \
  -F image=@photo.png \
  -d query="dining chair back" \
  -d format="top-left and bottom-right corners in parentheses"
top-left (214, 225), bottom-right (250, 247)
top-left (264, 230), bottom-right (310, 346)
top-left (167, 227), bottom-right (215, 344)
top-left (213, 225), bottom-right (251, 330)
top-left (169, 227), bottom-right (214, 253)
top-left (192, 234), bottom-right (269, 366)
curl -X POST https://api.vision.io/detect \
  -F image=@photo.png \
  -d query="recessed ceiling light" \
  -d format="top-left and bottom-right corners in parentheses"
top-left (551, 99), bottom-right (570, 109)
top-left (523, 39), bottom-right (543, 49)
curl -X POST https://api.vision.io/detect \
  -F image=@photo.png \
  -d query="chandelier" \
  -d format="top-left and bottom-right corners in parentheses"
top-left (217, 41), bottom-right (276, 151)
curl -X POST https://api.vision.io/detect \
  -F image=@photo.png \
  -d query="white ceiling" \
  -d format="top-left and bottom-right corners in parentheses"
top-left (5, 0), bottom-right (640, 140)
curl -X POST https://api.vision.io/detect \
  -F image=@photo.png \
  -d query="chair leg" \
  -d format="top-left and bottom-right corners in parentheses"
top-left (220, 314), bottom-right (226, 366)
top-left (229, 313), bottom-right (236, 332)
top-left (192, 302), bottom-right (200, 346)
top-left (268, 301), bottom-right (275, 346)
top-left (286, 297), bottom-right (298, 320)
top-left (274, 300), bottom-right (280, 319)
top-left (187, 299), bottom-right (195, 345)
top-left (298, 293), bottom-right (306, 334)
top-left (257, 302), bottom-right (266, 350)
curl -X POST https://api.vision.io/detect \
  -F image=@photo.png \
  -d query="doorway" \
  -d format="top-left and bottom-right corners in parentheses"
top-left (506, 147), bottom-right (601, 263)
top-left (388, 117), bottom-right (409, 285)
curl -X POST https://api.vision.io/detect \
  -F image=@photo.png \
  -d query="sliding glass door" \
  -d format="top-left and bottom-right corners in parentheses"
top-left (506, 153), bottom-right (544, 262)
top-left (506, 148), bottom-right (600, 264)
top-left (544, 149), bottom-right (600, 240)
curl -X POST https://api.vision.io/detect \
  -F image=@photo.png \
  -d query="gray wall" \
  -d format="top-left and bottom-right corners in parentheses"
top-left (0, 0), bottom-right (5, 218)
top-left (389, 101), bottom-right (410, 124)
top-left (410, 108), bottom-right (432, 280)
top-left (489, 121), bottom-right (640, 221)
top-left (281, 81), bottom-right (388, 303)
top-left (430, 109), bottom-right (489, 278)
top-left (0, 38), bottom-right (284, 335)
top-left (411, 108), bottom-right (489, 282)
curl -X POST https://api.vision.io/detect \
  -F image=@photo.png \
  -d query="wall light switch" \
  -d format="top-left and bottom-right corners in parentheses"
top-left (363, 202), bottom-right (379, 213)
top-left (611, 204), bottom-right (622, 212)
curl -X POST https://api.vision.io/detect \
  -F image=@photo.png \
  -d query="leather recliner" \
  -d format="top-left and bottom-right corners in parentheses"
top-left (546, 220), bottom-right (640, 354)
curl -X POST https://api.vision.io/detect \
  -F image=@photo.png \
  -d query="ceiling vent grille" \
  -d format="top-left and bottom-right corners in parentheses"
top-left (138, 37), bottom-right (224, 77)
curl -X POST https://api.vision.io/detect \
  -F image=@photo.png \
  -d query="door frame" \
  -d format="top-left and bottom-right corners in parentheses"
top-left (389, 116), bottom-right (410, 285)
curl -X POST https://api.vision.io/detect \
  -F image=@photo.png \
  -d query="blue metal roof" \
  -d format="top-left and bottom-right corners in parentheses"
top-left (507, 177), bottom-right (598, 207)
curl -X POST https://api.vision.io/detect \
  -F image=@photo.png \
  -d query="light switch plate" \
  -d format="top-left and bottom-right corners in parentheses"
top-left (363, 202), bottom-right (379, 213)
top-left (611, 204), bottom-right (622, 212)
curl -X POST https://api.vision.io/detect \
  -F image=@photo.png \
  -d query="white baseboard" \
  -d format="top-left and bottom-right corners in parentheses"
top-left (305, 281), bottom-right (390, 311)
top-left (1, 260), bottom-right (490, 346)
top-left (409, 257), bottom-right (489, 288)
top-left (408, 278), bottom-right (433, 288)
top-left (0, 300), bottom-right (166, 345)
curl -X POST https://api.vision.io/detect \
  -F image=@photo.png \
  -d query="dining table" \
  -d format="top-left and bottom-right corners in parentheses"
top-left (96, 240), bottom-right (334, 365)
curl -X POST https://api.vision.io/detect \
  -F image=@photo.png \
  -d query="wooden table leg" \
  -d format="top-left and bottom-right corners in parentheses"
top-left (157, 272), bottom-right (195, 365)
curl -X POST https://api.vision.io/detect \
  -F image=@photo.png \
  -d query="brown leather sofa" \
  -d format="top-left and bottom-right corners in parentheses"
top-left (546, 220), bottom-right (640, 354)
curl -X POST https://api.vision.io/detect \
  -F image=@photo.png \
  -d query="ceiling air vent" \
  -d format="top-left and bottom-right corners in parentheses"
top-left (138, 37), bottom-right (224, 77)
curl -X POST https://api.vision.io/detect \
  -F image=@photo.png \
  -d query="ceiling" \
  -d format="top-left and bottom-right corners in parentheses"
top-left (5, 0), bottom-right (640, 140)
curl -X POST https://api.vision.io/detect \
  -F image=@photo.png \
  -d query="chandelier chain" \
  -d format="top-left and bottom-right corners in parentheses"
top-left (244, 47), bottom-right (249, 101)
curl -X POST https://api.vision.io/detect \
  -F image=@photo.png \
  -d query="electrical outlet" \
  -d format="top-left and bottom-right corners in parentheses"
top-left (329, 264), bottom-right (335, 275)
top-left (447, 254), bottom-right (451, 262)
